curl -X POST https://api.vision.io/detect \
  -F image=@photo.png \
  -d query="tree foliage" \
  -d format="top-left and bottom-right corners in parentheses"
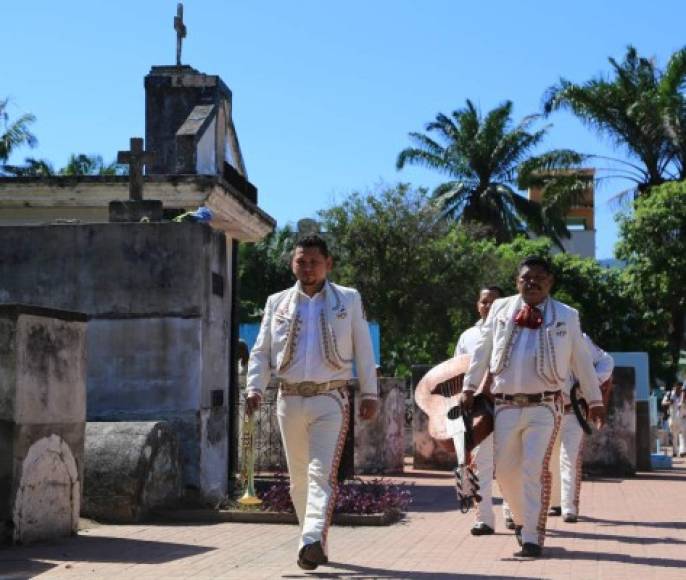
top-left (0, 98), bottom-right (37, 165)
top-left (238, 225), bottom-right (297, 322)
top-left (544, 45), bottom-right (686, 196)
top-left (396, 99), bottom-right (590, 249)
top-left (616, 180), bottom-right (686, 382)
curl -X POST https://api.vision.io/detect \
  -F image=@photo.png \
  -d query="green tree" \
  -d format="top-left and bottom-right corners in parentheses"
top-left (238, 225), bottom-right (297, 322)
top-left (59, 154), bottom-right (124, 176)
top-left (1, 157), bottom-right (55, 176)
top-left (616, 181), bottom-right (686, 383)
top-left (0, 98), bottom-right (37, 166)
top-left (544, 45), bottom-right (686, 194)
top-left (396, 99), bottom-right (590, 249)
top-left (3, 153), bottom-right (126, 177)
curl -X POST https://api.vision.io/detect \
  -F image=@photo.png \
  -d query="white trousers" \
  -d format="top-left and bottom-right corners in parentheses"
top-left (470, 434), bottom-right (494, 527)
top-left (494, 401), bottom-right (560, 546)
top-left (669, 417), bottom-right (685, 455)
top-left (277, 388), bottom-right (350, 554)
top-left (550, 413), bottom-right (585, 516)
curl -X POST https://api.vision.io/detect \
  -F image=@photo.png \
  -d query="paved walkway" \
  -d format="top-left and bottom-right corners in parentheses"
top-left (1, 458), bottom-right (685, 579)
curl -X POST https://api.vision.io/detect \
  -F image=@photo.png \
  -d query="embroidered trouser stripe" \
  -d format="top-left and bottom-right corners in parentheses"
top-left (536, 407), bottom-right (561, 546)
top-left (494, 401), bottom-right (559, 547)
top-left (277, 388), bottom-right (349, 555)
top-left (551, 413), bottom-right (585, 516)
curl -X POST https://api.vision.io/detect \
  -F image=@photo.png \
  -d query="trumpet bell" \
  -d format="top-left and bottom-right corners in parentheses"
top-left (238, 492), bottom-right (263, 506)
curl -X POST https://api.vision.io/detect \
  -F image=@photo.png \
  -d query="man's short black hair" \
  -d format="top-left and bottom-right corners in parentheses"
top-left (295, 234), bottom-right (329, 258)
top-left (518, 255), bottom-right (553, 275)
top-left (482, 285), bottom-right (505, 297)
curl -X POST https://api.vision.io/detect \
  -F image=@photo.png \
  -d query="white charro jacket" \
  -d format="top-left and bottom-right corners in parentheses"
top-left (246, 280), bottom-right (378, 398)
top-left (463, 295), bottom-right (603, 406)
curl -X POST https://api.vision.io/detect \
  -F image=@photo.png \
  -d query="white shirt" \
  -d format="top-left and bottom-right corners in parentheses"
top-left (663, 390), bottom-right (685, 421)
top-left (493, 325), bottom-right (553, 396)
top-left (563, 334), bottom-right (614, 403)
top-left (276, 285), bottom-right (353, 385)
top-left (454, 320), bottom-right (484, 356)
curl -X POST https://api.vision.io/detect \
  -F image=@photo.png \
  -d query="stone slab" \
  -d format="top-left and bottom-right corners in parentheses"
top-left (108, 200), bottom-right (163, 222)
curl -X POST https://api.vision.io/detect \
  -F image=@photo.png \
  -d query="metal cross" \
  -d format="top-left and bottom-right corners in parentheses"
top-left (117, 138), bottom-right (155, 202)
top-left (174, 3), bottom-right (187, 66)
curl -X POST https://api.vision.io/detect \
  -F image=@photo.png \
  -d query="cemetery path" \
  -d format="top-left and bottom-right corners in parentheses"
top-left (1, 458), bottom-right (685, 580)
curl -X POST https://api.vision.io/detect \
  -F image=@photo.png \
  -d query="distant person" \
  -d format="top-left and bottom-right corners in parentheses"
top-left (549, 334), bottom-right (614, 523)
top-left (461, 256), bottom-right (605, 558)
top-left (453, 285), bottom-right (508, 536)
top-left (237, 339), bottom-right (250, 376)
top-left (662, 382), bottom-right (685, 457)
top-left (246, 235), bottom-right (378, 571)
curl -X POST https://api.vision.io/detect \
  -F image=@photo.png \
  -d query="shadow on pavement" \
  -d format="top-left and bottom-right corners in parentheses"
top-left (581, 515), bottom-right (686, 530)
top-left (283, 561), bottom-right (543, 579)
top-left (0, 534), bottom-right (215, 571)
top-left (545, 546), bottom-right (686, 568)
top-left (548, 527), bottom-right (686, 545)
top-left (0, 559), bottom-right (56, 579)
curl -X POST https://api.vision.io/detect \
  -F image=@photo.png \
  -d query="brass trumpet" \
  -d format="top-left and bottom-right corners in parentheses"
top-left (238, 408), bottom-right (262, 506)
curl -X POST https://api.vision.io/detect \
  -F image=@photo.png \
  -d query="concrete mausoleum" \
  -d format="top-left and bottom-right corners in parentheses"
top-left (0, 29), bottom-right (275, 509)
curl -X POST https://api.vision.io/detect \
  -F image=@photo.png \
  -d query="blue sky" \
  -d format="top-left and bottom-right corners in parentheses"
top-left (4, 1), bottom-right (685, 258)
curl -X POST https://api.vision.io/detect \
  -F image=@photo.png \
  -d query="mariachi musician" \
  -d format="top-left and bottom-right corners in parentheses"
top-left (549, 333), bottom-right (614, 523)
top-left (453, 285), bottom-right (505, 536)
top-left (460, 256), bottom-right (606, 558)
top-left (246, 234), bottom-right (378, 571)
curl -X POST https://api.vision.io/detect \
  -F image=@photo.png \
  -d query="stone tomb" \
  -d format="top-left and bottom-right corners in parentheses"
top-left (0, 222), bottom-right (235, 503)
top-left (0, 305), bottom-right (87, 544)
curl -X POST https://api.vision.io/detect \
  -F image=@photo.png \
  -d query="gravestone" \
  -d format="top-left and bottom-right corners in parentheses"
top-left (0, 305), bottom-right (88, 544)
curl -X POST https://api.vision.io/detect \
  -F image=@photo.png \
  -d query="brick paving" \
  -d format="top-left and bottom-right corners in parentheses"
top-left (1, 458), bottom-right (685, 579)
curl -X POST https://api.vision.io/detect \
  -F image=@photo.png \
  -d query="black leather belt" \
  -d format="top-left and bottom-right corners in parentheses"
top-left (494, 391), bottom-right (559, 405)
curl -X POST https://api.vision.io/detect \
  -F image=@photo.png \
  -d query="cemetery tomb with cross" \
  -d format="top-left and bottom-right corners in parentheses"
top-left (117, 138), bottom-right (154, 202)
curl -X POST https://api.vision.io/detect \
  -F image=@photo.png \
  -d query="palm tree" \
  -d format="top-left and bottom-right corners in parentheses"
top-left (2, 157), bottom-right (55, 176)
top-left (396, 99), bottom-right (589, 247)
top-left (0, 98), bottom-right (38, 165)
top-left (59, 154), bottom-right (124, 176)
top-left (543, 45), bottom-right (686, 195)
top-left (4, 153), bottom-right (126, 177)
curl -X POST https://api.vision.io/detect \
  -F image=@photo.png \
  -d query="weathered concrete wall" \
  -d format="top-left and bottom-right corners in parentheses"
top-left (584, 366), bottom-right (637, 475)
top-left (86, 318), bottom-right (202, 415)
top-left (83, 422), bottom-right (183, 522)
top-left (0, 306), bottom-right (87, 544)
top-left (0, 223), bottom-right (206, 317)
top-left (0, 223), bottom-right (231, 502)
top-left (355, 379), bottom-right (406, 474)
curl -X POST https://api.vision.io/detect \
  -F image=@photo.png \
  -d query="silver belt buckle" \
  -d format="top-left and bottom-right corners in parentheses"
top-left (513, 394), bottom-right (529, 406)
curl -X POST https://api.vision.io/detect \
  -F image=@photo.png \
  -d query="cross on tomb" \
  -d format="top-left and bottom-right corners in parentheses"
top-left (117, 138), bottom-right (154, 202)
top-left (174, 3), bottom-right (187, 66)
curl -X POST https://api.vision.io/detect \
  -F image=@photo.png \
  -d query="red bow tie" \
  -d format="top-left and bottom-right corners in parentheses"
top-left (515, 304), bottom-right (543, 329)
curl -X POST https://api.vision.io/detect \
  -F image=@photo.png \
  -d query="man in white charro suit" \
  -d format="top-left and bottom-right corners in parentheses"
top-left (453, 285), bottom-right (506, 536)
top-left (246, 235), bottom-right (378, 571)
top-left (460, 256), bottom-right (605, 558)
top-left (549, 333), bottom-right (614, 523)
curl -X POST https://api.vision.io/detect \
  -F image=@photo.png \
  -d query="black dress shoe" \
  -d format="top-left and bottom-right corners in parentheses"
top-left (563, 513), bottom-right (578, 523)
top-left (470, 522), bottom-right (495, 536)
top-left (297, 541), bottom-right (327, 570)
top-left (514, 525), bottom-right (523, 547)
top-left (514, 543), bottom-right (542, 558)
top-left (504, 517), bottom-right (516, 530)
top-left (548, 506), bottom-right (562, 516)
